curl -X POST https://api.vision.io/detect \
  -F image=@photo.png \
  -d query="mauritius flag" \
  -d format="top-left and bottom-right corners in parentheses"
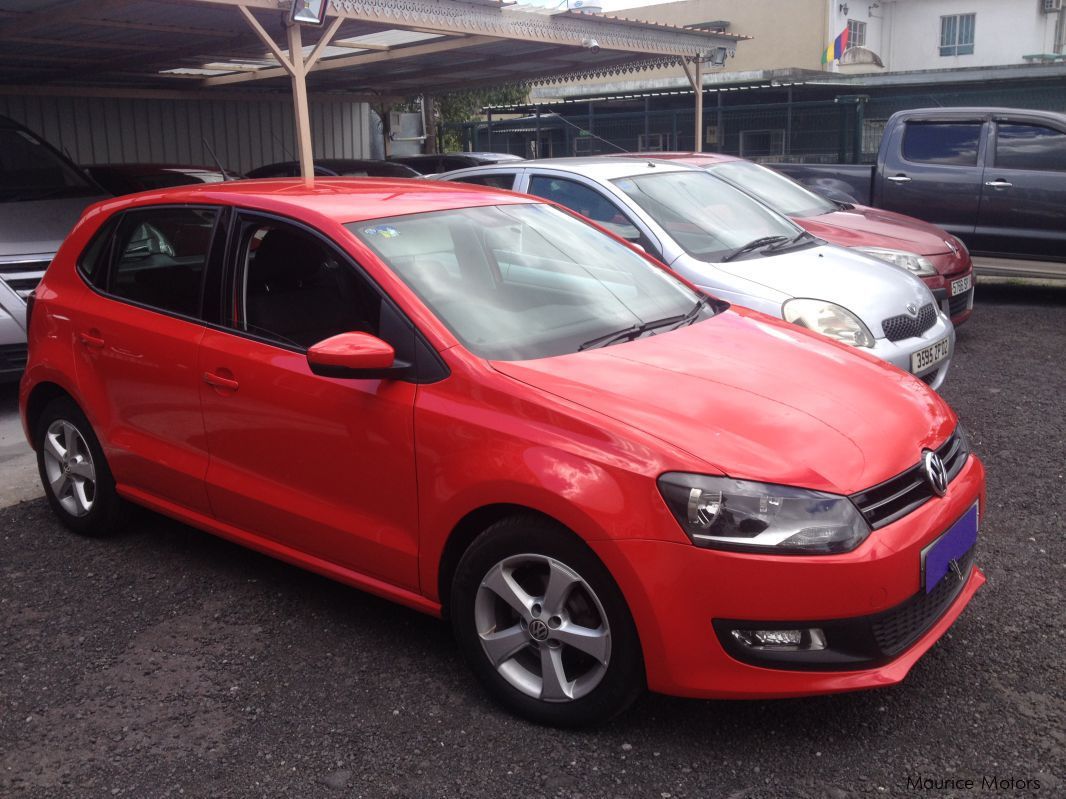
top-left (822, 26), bottom-right (850, 64)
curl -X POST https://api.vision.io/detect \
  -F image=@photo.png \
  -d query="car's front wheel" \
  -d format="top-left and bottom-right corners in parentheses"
top-left (451, 515), bottom-right (644, 727)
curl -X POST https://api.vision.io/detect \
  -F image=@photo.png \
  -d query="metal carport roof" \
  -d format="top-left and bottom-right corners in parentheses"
top-left (0, 0), bottom-right (743, 174)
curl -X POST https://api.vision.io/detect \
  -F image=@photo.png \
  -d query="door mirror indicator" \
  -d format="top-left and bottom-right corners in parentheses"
top-left (306, 332), bottom-right (410, 380)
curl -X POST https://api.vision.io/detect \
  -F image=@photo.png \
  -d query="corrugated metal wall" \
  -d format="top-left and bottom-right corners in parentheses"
top-left (0, 93), bottom-right (371, 174)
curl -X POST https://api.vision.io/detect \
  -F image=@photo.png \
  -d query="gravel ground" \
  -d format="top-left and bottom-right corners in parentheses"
top-left (1, 283), bottom-right (1063, 798)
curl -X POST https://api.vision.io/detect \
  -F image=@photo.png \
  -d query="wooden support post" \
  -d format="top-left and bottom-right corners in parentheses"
top-left (693, 56), bottom-right (703, 152)
top-left (423, 94), bottom-right (437, 154)
top-left (287, 23), bottom-right (314, 184)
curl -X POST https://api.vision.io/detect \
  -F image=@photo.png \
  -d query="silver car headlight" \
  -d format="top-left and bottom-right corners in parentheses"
top-left (782, 298), bottom-right (875, 348)
top-left (658, 473), bottom-right (871, 555)
top-left (856, 247), bottom-right (938, 277)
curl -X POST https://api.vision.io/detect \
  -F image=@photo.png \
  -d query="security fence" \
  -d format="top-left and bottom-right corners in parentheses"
top-left (442, 80), bottom-right (1066, 165)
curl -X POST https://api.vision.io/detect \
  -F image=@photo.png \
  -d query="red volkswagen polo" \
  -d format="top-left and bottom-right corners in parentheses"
top-left (19, 179), bottom-right (984, 726)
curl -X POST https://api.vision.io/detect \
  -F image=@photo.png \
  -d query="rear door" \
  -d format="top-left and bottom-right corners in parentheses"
top-left (72, 205), bottom-right (222, 514)
top-left (879, 118), bottom-right (987, 239)
top-left (972, 117), bottom-right (1066, 260)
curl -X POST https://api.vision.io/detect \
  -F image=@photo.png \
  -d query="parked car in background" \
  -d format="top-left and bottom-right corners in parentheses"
top-left (84, 164), bottom-right (241, 196)
top-left (616, 152), bottom-right (974, 326)
top-left (247, 159), bottom-right (419, 179)
top-left (389, 152), bottom-right (523, 175)
top-left (772, 107), bottom-right (1066, 279)
top-left (438, 158), bottom-right (956, 388)
top-left (0, 115), bottom-right (108, 382)
top-left (20, 178), bottom-right (985, 726)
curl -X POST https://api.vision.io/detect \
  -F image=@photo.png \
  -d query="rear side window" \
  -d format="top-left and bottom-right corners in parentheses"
top-left (454, 174), bottom-right (516, 190)
top-left (109, 207), bottom-right (218, 317)
top-left (902, 122), bottom-right (982, 166)
top-left (527, 175), bottom-right (642, 241)
top-left (995, 124), bottom-right (1066, 172)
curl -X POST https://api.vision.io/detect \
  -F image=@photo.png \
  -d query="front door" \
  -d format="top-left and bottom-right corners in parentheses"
top-left (198, 213), bottom-right (420, 589)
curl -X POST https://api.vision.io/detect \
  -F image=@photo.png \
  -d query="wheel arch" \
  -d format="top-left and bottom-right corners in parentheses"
top-left (23, 381), bottom-right (79, 449)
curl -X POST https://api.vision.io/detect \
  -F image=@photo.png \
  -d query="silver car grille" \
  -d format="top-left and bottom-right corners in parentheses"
top-left (0, 259), bottom-right (50, 301)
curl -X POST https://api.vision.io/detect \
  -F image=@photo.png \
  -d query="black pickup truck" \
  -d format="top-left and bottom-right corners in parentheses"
top-left (773, 108), bottom-right (1066, 278)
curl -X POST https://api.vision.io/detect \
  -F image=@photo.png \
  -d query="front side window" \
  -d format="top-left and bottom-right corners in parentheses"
top-left (902, 122), bottom-right (982, 166)
top-left (707, 160), bottom-right (837, 218)
top-left (612, 170), bottom-right (800, 262)
top-left (348, 203), bottom-right (711, 361)
top-left (236, 219), bottom-right (381, 350)
top-left (527, 175), bottom-right (643, 241)
top-left (994, 123), bottom-right (1066, 172)
top-left (847, 19), bottom-right (866, 49)
top-left (940, 13), bottom-right (976, 56)
top-left (0, 128), bottom-right (98, 203)
top-left (109, 207), bottom-right (218, 317)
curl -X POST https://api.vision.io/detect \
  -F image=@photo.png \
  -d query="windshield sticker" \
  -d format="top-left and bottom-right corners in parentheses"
top-left (363, 225), bottom-right (399, 238)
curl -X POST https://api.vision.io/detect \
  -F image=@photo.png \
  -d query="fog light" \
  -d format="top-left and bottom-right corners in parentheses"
top-left (730, 628), bottom-right (827, 651)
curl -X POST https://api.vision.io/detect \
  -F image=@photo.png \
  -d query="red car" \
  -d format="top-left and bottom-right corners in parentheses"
top-left (19, 179), bottom-right (985, 726)
top-left (614, 153), bottom-right (975, 327)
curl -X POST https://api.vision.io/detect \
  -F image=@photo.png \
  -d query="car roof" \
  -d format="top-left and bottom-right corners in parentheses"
top-left (609, 152), bottom-right (741, 166)
top-left (447, 156), bottom-right (695, 180)
top-left (87, 163), bottom-right (226, 174)
top-left (92, 177), bottom-right (537, 224)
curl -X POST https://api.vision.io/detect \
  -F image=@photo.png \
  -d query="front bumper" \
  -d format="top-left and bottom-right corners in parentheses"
top-left (590, 455), bottom-right (985, 699)
top-left (869, 312), bottom-right (955, 390)
top-left (922, 253), bottom-right (974, 327)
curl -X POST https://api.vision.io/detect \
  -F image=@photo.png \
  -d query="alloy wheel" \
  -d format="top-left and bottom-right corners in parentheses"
top-left (42, 419), bottom-right (97, 517)
top-left (474, 553), bottom-right (611, 702)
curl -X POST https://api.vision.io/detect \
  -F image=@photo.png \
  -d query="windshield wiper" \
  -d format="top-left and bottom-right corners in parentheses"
top-left (766, 230), bottom-right (815, 252)
top-left (578, 301), bottom-right (709, 352)
top-left (721, 236), bottom-right (789, 262)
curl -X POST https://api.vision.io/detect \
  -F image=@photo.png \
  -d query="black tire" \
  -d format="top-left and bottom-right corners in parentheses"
top-left (35, 396), bottom-right (127, 537)
top-left (451, 514), bottom-right (645, 727)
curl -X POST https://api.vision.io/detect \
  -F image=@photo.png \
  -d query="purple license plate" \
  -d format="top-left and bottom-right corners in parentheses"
top-left (922, 503), bottom-right (979, 594)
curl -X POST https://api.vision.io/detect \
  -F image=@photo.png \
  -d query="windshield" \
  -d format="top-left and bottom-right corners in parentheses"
top-left (0, 128), bottom-right (98, 203)
top-left (348, 203), bottom-right (714, 361)
top-left (612, 170), bottom-right (801, 262)
top-left (707, 160), bottom-right (837, 218)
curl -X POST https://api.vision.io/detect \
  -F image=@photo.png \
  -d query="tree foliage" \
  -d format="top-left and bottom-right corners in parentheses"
top-left (436, 85), bottom-right (529, 151)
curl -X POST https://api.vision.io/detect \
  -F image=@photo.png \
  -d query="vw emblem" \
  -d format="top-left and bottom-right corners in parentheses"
top-left (922, 450), bottom-right (948, 497)
top-left (945, 239), bottom-right (959, 256)
top-left (906, 302), bottom-right (919, 317)
top-left (528, 619), bottom-right (550, 641)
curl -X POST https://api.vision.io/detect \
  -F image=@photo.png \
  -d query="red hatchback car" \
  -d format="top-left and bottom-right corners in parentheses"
top-left (615, 153), bottom-right (975, 327)
top-left (20, 179), bottom-right (985, 726)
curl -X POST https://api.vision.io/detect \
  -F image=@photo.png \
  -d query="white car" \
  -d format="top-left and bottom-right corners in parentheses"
top-left (436, 158), bottom-right (955, 389)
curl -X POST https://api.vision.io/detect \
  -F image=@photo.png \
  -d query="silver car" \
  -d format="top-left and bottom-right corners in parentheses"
top-left (0, 116), bottom-right (108, 382)
top-left (436, 158), bottom-right (954, 389)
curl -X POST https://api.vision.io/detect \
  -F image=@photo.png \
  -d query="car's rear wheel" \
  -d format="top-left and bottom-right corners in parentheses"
top-left (36, 397), bottom-right (127, 536)
top-left (451, 515), bottom-right (644, 727)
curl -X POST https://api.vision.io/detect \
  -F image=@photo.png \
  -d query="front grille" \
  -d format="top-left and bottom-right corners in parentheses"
top-left (871, 547), bottom-right (975, 657)
top-left (882, 302), bottom-right (937, 342)
top-left (0, 343), bottom-right (28, 372)
top-left (851, 428), bottom-right (970, 530)
top-left (0, 259), bottom-right (50, 301)
top-left (948, 288), bottom-right (973, 318)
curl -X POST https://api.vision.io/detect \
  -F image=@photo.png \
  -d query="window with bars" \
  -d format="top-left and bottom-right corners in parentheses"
top-left (847, 19), bottom-right (866, 49)
top-left (940, 13), bottom-right (976, 56)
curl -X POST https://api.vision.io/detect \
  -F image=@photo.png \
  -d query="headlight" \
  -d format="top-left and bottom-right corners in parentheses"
top-left (856, 247), bottom-right (938, 277)
top-left (782, 298), bottom-right (875, 348)
top-left (658, 473), bottom-right (871, 555)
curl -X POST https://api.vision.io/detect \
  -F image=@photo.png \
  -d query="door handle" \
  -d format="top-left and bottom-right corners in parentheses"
top-left (78, 331), bottom-right (105, 349)
top-left (886, 175), bottom-right (912, 184)
top-left (202, 371), bottom-right (239, 392)
top-left (984, 179), bottom-right (1013, 189)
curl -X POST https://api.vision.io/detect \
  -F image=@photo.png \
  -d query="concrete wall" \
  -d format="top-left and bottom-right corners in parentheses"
top-left (882, 0), bottom-right (1064, 71)
top-left (0, 91), bottom-right (371, 175)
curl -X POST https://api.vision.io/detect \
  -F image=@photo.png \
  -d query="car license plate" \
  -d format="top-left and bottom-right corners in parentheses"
top-left (921, 503), bottom-right (978, 593)
top-left (951, 274), bottom-right (972, 296)
top-left (911, 336), bottom-right (950, 374)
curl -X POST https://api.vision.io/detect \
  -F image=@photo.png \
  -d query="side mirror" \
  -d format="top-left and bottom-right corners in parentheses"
top-left (307, 332), bottom-right (411, 380)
